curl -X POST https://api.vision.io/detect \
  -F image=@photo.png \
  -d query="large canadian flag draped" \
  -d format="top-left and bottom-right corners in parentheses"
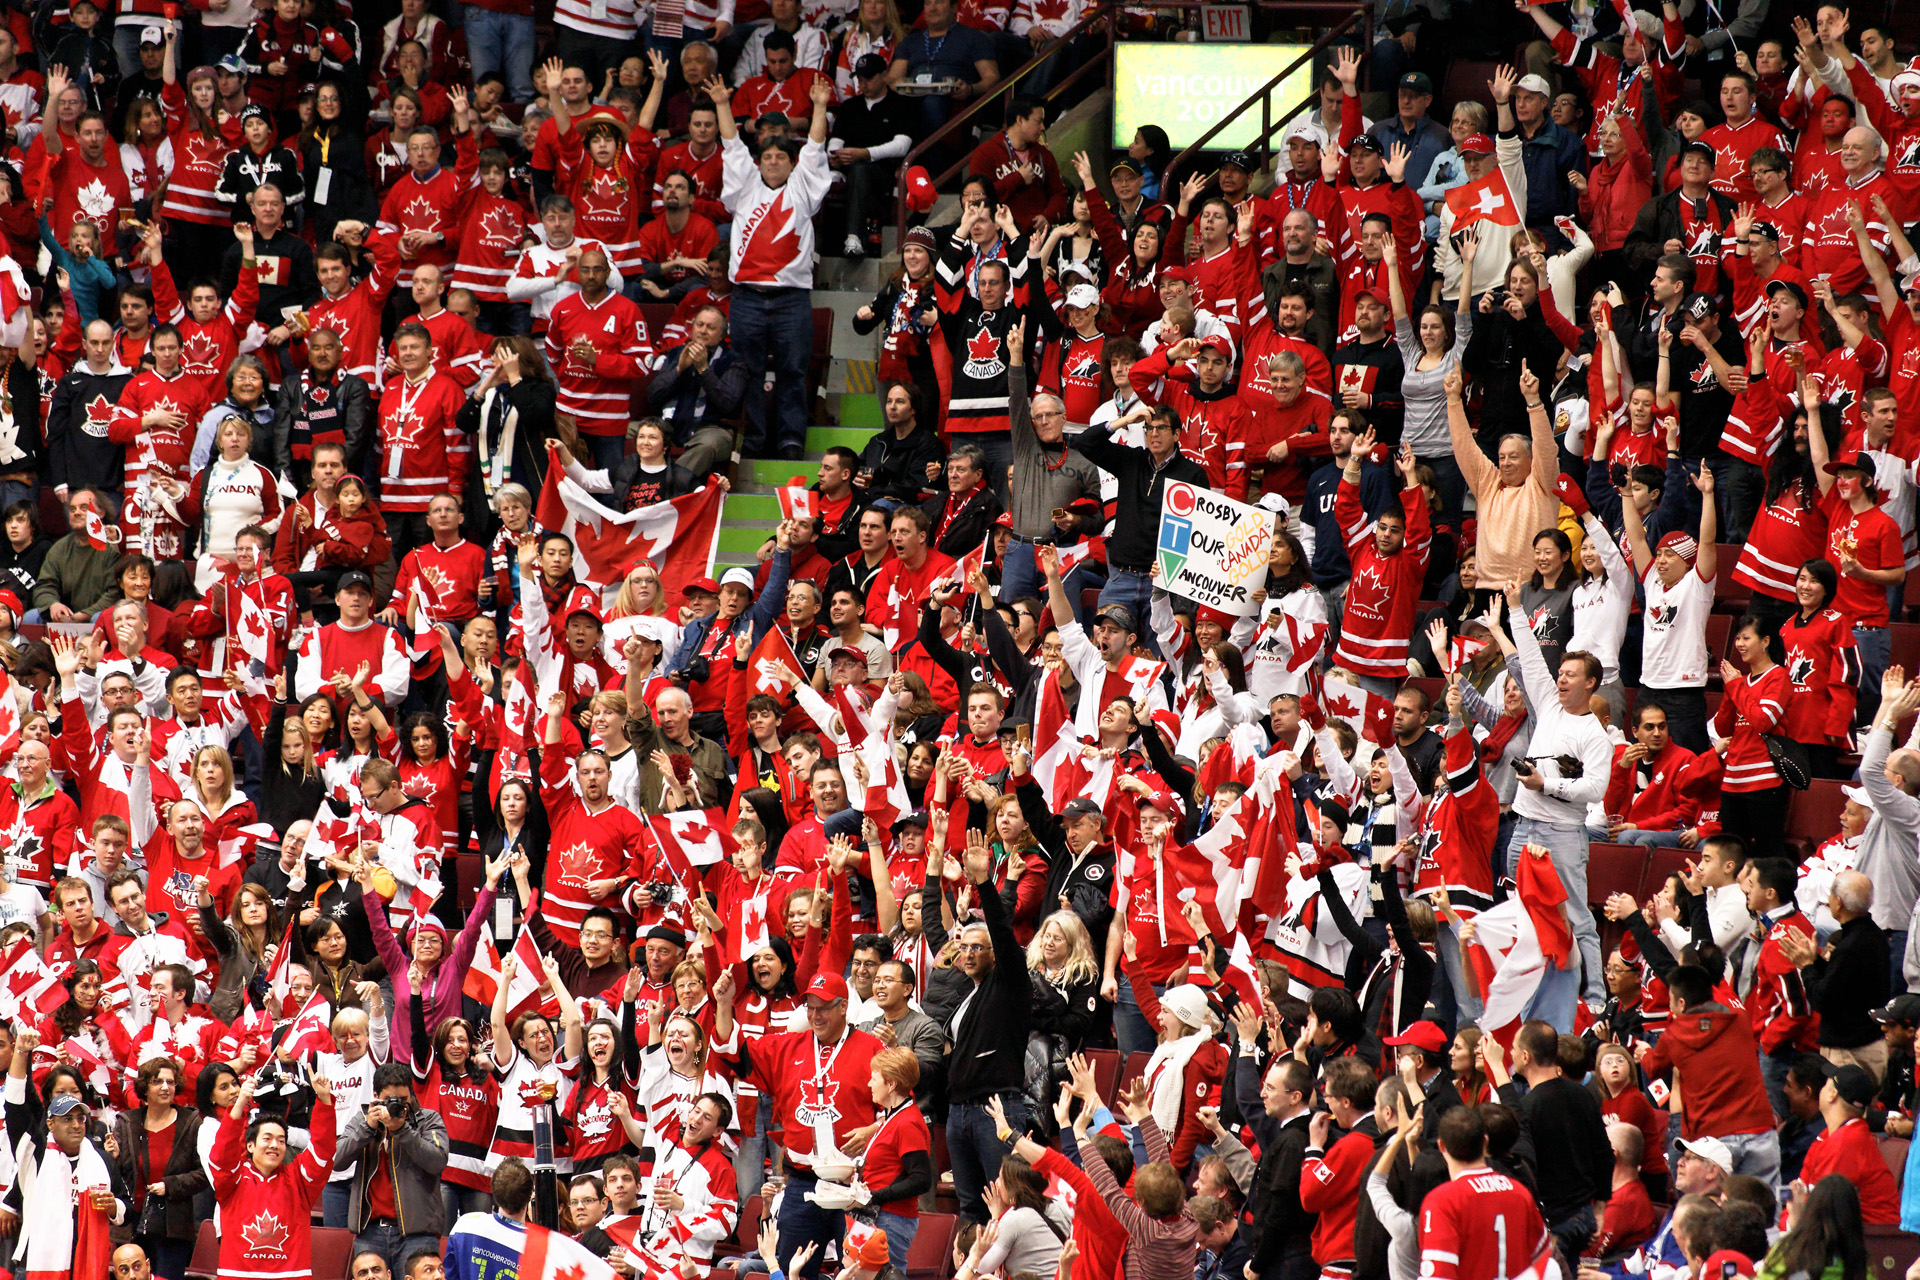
top-left (1468, 846), bottom-right (1574, 1045)
top-left (534, 444), bottom-right (724, 608)
top-left (1029, 666), bottom-right (1117, 814)
top-left (0, 935), bottom-right (66, 1022)
top-left (1446, 168), bottom-right (1523, 231)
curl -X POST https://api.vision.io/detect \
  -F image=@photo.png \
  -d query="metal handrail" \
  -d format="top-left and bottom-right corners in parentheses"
top-left (1162, 5), bottom-right (1369, 182)
top-left (890, 6), bottom-right (1118, 253)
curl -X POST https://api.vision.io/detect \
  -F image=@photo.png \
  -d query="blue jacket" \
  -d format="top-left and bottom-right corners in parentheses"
top-left (40, 219), bottom-right (116, 326)
top-left (1517, 121), bottom-right (1588, 230)
top-left (1586, 447), bottom-right (1692, 571)
top-left (666, 548), bottom-right (792, 681)
top-left (1369, 115), bottom-right (1452, 210)
top-left (1305, 458), bottom-right (1395, 588)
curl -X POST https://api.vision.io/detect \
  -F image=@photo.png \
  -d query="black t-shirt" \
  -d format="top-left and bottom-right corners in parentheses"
top-left (1670, 328), bottom-right (1743, 459)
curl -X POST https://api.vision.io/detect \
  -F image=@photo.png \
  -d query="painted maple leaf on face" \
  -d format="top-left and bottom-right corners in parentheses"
top-left (240, 1210), bottom-right (291, 1255)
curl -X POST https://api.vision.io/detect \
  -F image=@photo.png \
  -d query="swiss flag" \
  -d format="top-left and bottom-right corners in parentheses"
top-left (279, 989), bottom-right (338, 1059)
top-left (1321, 675), bottom-right (1394, 747)
top-left (746, 626), bottom-right (803, 697)
top-left (1446, 169), bottom-right (1522, 231)
top-left (776, 478), bottom-right (816, 522)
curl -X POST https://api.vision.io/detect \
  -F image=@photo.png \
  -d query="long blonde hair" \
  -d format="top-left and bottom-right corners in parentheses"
top-left (192, 744), bottom-right (236, 811)
top-left (611, 563), bottom-right (668, 619)
top-left (1026, 910), bottom-right (1099, 988)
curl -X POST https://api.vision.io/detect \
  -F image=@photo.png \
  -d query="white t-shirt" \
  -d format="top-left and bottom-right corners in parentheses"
top-left (1639, 565), bottom-right (1713, 690)
top-left (0, 882), bottom-right (45, 931)
top-left (315, 1047), bottom-right (387, 1181)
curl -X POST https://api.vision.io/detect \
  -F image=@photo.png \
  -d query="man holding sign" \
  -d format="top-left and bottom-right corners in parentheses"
top-left (1072, 402), bottom-right (1209, 652)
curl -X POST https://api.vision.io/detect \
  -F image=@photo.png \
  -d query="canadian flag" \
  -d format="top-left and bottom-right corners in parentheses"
top-left (0, 254), bottom-right (28, 348)
top-left (650, 809), bottom-right (734, 871)
top-left (1057, 537), bottom-right (1105, 575)
top-left (408, 577), bottom-right (439, 663)
top-left (279, 989), bottom-right (338, 1059)
top-left (1449, 634), bottom-right (1488, 671)
top-left (1468, 845), bottom-right (1574, 1046)
top-left (746, 625), bottom-right (803, 698)
top-left (217, 823), bottom-right (278, 870)
top-left (950, 532), bottom-right (992, 588)
top-left (1446, 169), bottom-right (1523, 231)
top-left (535, 445), bottom-right (723, 607)
top-left (1321, 675), bottom-right (1394, 747)
top-left (0, 935), bottom-right (67, 1023)
top-left (466, 928), bottom-right (549, 1021)
top-left (0, 664), bottom-right (22, 761)
top-left (62, 1036), bottom-right (113, 1095)
top-left (775, 478), bottom-right (816, 522)
top-left (264, 915), bottom-right (298, 1010)
top-left (82, 504), bottom-right (117, 552)
top-left (520, 1222), bottom-right (620, 1280)
top-left (232, 588), bottom-right (275, 697)
top-left (1029, 667), bottom-right (1086, 812)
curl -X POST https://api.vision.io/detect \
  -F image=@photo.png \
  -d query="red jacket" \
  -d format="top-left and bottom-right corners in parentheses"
top-left (1579, 121), bottom-right (1653, 254)
top-left (1639, 1000), bottom-right (1775, 1139)
top-left (1748, 907), bottom-right (1820, 1054)
top-left (1603, 740), bottom-right (1700, 833)
top-left (212, 1093), bottom-right (337, 1278)
top-left (966, 130), bottom-right (1069, 233)
top-left (1301, 1128), bottom-right (1375, 1267)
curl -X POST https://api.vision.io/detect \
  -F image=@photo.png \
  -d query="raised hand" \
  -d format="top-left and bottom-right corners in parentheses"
top-left (1332, 45), bottom-right (1360, 88)
top-left (1384, 141), bottom-right (1410, 185)
top-left (1489, 63), bottom-right (1516, 105)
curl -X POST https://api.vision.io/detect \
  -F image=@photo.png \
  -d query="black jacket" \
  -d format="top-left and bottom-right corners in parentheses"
top-left (1015, 775), bottom-right (1116, 956)
top-left (920, 484), bottom-right (1003, 560)
top-left (1505, 1074), bottom-right (1612, 1222)
top-left (458, 375), bottom-right (555, 506)
top-left (273, 365), bottom-right (374, 486)
top-left (44, 363), bottom-right (131, 495)
top-left (943, 865), bottom-right (1032, 1103)
top-left (219, 144), bottom-right (307, 215)
top-left (855, 420), bottom-right (945, 506)
top-left (108, 1106), bottom-right (209, 1244)
top-left (1806, 915), bottom-right (1891, 1049)
top-left (1317, 863), bottom-right (1434, 1041)
top-left (0, 535), bottom-right (49, 607)
top-left (1073, 423), bottom-right (1210, 570)
top-left (1236, 1053), bottom-right (1314, 1275)
top-left (1621, 187), bottom-right (1737, 282)
top-left (1461, 301), bottom-right (1570, 455)
top-left (300, 125), bottom-right (378, 236)
top-left (647, 342), bottom-right (749, 438)
top-left (221, 228), bottom-right (319, 328)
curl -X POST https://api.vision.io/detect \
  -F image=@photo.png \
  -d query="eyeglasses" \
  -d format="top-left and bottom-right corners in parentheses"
top-left (957, 942), bottom-right (990, 954)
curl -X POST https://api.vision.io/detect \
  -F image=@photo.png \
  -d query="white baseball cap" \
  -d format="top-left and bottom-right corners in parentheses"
top-left (1284, 120), bottom-right (1328, 149)
top-left (1678, 1137), bottom-right (1733, 1175)
top-left (1256, 491), bottom-right (1291, 518)
top-left (1065, 284), bottom-right (1100, 309)
top-left (719, 566), bottom-right (757, 592)
top-left (1516, 73), bottom-right (1554, 98)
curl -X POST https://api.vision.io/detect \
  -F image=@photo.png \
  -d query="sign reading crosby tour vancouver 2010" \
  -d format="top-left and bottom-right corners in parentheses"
top-left (1155, 481), bottom-right (1275, 617)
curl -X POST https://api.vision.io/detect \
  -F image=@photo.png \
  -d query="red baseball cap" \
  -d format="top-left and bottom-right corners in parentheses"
top-left (1161, 265), bottom-right (1196, 285)
top-left (1458, 133), bottom-right (1495, 155)
top-left (807, 972), bottom-right (849, 1002)
top-left (1382, 1020), bottom-right (1449, 1054)
top-left (1196, 333), bottom-right (1233, 357)
top-left (685, 576), bottom-right (721, 597)
top-left (902, 166), bottom-right (937, 214)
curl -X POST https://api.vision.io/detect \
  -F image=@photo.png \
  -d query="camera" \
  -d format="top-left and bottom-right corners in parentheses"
top-left (1512, 758), bottom-right (1537, 778)
top-left (647, 879), bottom-right (680, 905)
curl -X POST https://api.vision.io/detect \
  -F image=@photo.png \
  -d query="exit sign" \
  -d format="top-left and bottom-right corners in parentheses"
top-left (1202, 4), bottom-right (1250, 39)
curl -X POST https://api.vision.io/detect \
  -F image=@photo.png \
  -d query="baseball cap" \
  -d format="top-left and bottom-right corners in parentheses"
top-left (216, 52), bottom-right (246, 74)
top-left (0, 589), bottom-right (24, 619)
top-left (1655, 531), bottom-right (1699, 565)
top-left (1062, 796), bottom-right (1103, 822)
top-left (1874, 993), bottom-right (1920, 1024)
top-left (806, 972), bottom-right (849, 1003)
top-left (754, 111), bottom-right (791, 133)
top-left (1256, 491), bottom-right (1291, 519)
top-left (684, 575), bottom-right (721, 598)
top-left (1457, 133), bottom-right (1495, 156)
top-left (892, 808), bottom-right (930, 832)
top-left (1678, 1137), bottom-right (1734, 1174)
top-left (826, 645), bottom-right (868, 667)
top-left (1679, 139), bottom-right (1718, 165)
top-left (140, 23), bottom-right (164, 45)
top-left (46, 1094), bottom-right (87, 1118)
top-left (337, 570), bottom-right (374, 594)
top-left (1194, 605), bottom-right (1235, 628)
top-left (901, 165), bottom-right (937, 214)
top-left (1824, 450), bottom-right (1878, 477)
top-left (994, 511), bottom-right (1014, 529)
top-left (1161, 265), bottom-right (1196, 285)
top-left (1749, 220), bottom-right (1782, 242)
top-left (1141, 787), bottom-right (1184, 816)
top-left (1683, 292), bottom-right (1717, 323)
top-left (853, 52), bottom-right (889, 79)
top-left (1348, 133), bottom-right (1385, 155)
top-left (1382, 1020), bottom-right (1448, 1054)
top-left (1196, 333), bottom-right (1234, 357)
top-left (1700, 1251), bottom-right (1755, 1280)
top-left (566, 600), bottom-right (604, 628)
top-left (1093, 602), bottom-right (1138, 633)
top-left (1766, 278), bottom-right (1808, 308)
top-left (1220, 149), bottom-right (1256, 171)
top-left (1283, 120), bottom-right (1327, 149)
top-left (1516, 72), bottom-right (1554, 97)
top-left (1844, 783), bottom-right (1873, 809)
top-left (1830, 1064), bottom-right (1876, 1110)
top-left (1397, 71), bottom-right (1434, 95)
top-left (1109, 156), bottom-right (1144, 175)
top-left (1065, 283), bottom-right (1100, 309)
top-left (719, 566), bottom-right (757, 593)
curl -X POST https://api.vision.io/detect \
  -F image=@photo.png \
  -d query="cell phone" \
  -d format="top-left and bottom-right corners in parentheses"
top-left (1513, 758), bottom-right (1536, 777)
top-left (1016, 723), bottom-right (1031, 748)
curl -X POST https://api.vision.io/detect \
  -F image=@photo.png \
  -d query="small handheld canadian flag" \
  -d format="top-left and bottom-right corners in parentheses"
top-left (82, 504), bottom-right (118, 552)
top-left (776, 477), bottom-right (815, 522)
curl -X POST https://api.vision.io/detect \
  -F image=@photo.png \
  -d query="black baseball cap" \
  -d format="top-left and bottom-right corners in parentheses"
top-left (1678, 139), bottom-right (1717, 165)
top-left (1750, 220), bottom-right (1782, 241)
top-left (337, 570), bottom-right (374, 594)
top-left (1397, 71), bottom-right (1433, 95)
top-left (1683, 292), bottom-right (1717, 323)
top-left (1220, 149), bottom-right (1256, 171)
top-left (853, 53), bottom-right (888, 79)
top-left (1062, 796), bottom-right (1103, 822)
top-left (1830, 1064), bottom-right (1876, 1110)
top-left (1765, 278), bottom-right (1808, 309)
top-left (891, 808), bottom-right (930, 833)
top-left (1348, 133), bottom-right (1386, 155)
top-left (1093, 602), bottom-right (1138, 633)
top-left (1874, 993), bottom-right (1920, 1024)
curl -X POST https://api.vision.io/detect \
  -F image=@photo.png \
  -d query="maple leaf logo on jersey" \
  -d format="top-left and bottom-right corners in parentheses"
top-left (794, 1074), bottom-right (842, 1126)
top-left (75, 178), bottom-right (115, 221)
top-left (581, 171), bottom-right (628, 219)
top-left (1647, 601), bottom-right (1678, 627)
top-left (1351, 564), bottom-right (1387, 597)
top-left (1066, 351), bottom-right (1101, 381)
top-left (479, 204), bottom-right (522, 250)
top-left (240, 1210), bottom-right (291, 1256)
top-left (1829, 386), bottom-right (1858, 417)
top-left (181, 330), bottom-right (222, 375)
top-left (552, 841), bottom-right (597, 888)
top-left (962, 326), bottom-right (1005, 381)
top-left (82, 394), bottom-right (114, 439)
top-left (1789, 654), bottom-right (1815, 685)
top-left (576, 1104), bottom-right (614, 1140)
top-left (387, 409), bottom-right (427, 453)
top-left (403, 195), bottom-right (440, 230)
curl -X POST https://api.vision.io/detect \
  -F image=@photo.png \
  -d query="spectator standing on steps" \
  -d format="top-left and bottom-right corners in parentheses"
top-left (711, 72), bottom-right (832, 463)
